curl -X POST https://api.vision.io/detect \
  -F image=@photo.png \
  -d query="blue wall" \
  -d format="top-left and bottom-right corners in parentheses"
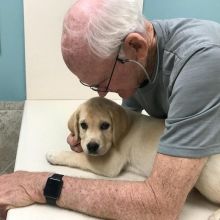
top-left (143, 0), bottom-right (220, 22)
top-left (0, 0), bottom-right (26, 101)
top-left (0, 1), bottom-right (220, 100)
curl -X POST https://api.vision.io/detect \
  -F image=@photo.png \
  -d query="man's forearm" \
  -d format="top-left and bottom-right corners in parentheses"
top-left (54, 156), bottom-right (205, 220)
top-left (56, 177), bottom-right (161, 220)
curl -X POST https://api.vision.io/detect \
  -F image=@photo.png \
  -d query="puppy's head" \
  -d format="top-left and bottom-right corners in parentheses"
top-left (68, 97), bottom-right (130, 156)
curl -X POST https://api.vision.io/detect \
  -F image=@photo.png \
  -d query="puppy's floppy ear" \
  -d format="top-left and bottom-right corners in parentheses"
top-left (109, 104), bottom-right (130, 146)
top-left (68, 108), bottom-right (80, 140)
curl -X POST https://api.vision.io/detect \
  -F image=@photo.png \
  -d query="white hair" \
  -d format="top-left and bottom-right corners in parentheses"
top-left (62, 0), bottom-right (146, 58)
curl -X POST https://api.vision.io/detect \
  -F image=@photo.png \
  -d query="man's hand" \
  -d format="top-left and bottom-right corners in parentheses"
top-left (67, 133), bottom-right (83, 153)
top-left (0, 171), bottom-right (49, 219)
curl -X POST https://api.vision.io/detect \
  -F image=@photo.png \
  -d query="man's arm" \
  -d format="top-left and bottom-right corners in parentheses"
top-left (0, 153), bottom-right (207, 220)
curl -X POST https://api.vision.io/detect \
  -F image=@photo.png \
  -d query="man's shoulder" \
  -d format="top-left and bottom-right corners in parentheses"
top-left (152, 18), bottom-right (220, 44)
top-left (152, 18), bottom-right (220, 30)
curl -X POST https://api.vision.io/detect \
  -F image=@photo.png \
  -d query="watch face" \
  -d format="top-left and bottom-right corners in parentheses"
top-left (44, 178), bottom-right (63, 199)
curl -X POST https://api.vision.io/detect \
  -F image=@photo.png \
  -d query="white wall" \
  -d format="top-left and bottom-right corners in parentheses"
top-left (24, 0), bottom-right (143, 100)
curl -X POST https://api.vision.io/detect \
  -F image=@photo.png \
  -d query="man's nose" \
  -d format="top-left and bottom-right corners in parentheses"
top-left (98, 91), bottom-right (108, 97)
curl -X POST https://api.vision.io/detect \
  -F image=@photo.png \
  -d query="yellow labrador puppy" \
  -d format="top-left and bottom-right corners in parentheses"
top-left (47, 97), bottom-right (220, 218)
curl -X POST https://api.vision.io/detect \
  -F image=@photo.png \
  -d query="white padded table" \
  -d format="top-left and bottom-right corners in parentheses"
top-left (7, 100), bottom-right (218, 220)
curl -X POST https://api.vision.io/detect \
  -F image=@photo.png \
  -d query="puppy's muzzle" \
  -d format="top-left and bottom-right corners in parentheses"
top-left (87, 142), bottom-right (99, 154)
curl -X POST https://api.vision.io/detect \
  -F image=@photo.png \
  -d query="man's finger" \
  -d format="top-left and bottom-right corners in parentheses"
top-left (71, 144), bottom-right (83, 153)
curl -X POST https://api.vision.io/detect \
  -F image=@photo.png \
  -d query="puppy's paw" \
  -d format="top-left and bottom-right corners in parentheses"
top-left (46, 150), bottom-right (62, 165)
top-left (209, 209), bottom-right (220, 220)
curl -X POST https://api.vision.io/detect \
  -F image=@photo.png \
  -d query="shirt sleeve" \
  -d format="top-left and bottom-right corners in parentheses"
top-left (158, 46), bottom-right (220, 158)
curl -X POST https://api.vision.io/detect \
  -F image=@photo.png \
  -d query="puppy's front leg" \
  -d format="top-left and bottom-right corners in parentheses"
top-left (46, 150), bottom-right (126, 177)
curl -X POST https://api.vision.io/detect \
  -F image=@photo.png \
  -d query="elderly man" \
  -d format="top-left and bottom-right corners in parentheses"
top-left (1, 0), bottom-right (220, 219)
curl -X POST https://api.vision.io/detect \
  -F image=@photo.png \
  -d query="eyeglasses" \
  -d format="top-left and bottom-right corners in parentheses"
top-left (79, 44), bottom-right (122, 92)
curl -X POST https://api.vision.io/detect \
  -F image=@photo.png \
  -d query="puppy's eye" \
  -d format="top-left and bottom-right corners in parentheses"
top-left (100, 122), bottom-right (110, 130)
top-left (80, 122), bottom-right (88, 130)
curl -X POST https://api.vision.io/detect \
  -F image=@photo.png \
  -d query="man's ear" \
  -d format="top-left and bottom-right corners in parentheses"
top-left (123, 33), bottom-right (147, 60)
top-left (68, 108), bottom-right (80, 140)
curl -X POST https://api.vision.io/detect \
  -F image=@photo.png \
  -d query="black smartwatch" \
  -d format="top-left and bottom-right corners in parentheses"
top-left (43, 174), bottom-right (64, 205)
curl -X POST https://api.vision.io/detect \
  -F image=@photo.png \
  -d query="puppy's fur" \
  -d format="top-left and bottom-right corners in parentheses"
top-left (47, 97), bottom-right (220, 219)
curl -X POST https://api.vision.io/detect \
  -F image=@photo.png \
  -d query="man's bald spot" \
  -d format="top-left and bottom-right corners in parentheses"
top-left (61, 0), bottom-right (104, 64)
top-left (61, 0), bottom-right (117, 83)
top-left (65, 0), bottom-right (102, 29)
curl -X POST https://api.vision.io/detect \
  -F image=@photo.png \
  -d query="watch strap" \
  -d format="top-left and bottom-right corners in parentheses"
top-left (46, 196), bottom-right (59, 206)
top-left (50, 173), bottom-right (64, 180)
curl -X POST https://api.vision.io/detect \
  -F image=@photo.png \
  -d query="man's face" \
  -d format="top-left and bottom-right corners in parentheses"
top-left (62, 46), bottom-right (144, 99)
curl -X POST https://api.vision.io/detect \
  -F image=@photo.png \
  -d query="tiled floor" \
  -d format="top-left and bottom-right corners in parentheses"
top-left (0, 102), bottom-right (24, 220)
top-left (0, 102), bottom-right (24, 175)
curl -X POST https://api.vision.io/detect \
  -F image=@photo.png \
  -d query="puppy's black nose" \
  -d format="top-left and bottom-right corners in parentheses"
top-left (87, 142), bottom-right (99, 154)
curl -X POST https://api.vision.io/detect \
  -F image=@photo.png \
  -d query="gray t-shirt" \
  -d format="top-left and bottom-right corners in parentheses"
top-left (122, 18), bottom-right (220, 158)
